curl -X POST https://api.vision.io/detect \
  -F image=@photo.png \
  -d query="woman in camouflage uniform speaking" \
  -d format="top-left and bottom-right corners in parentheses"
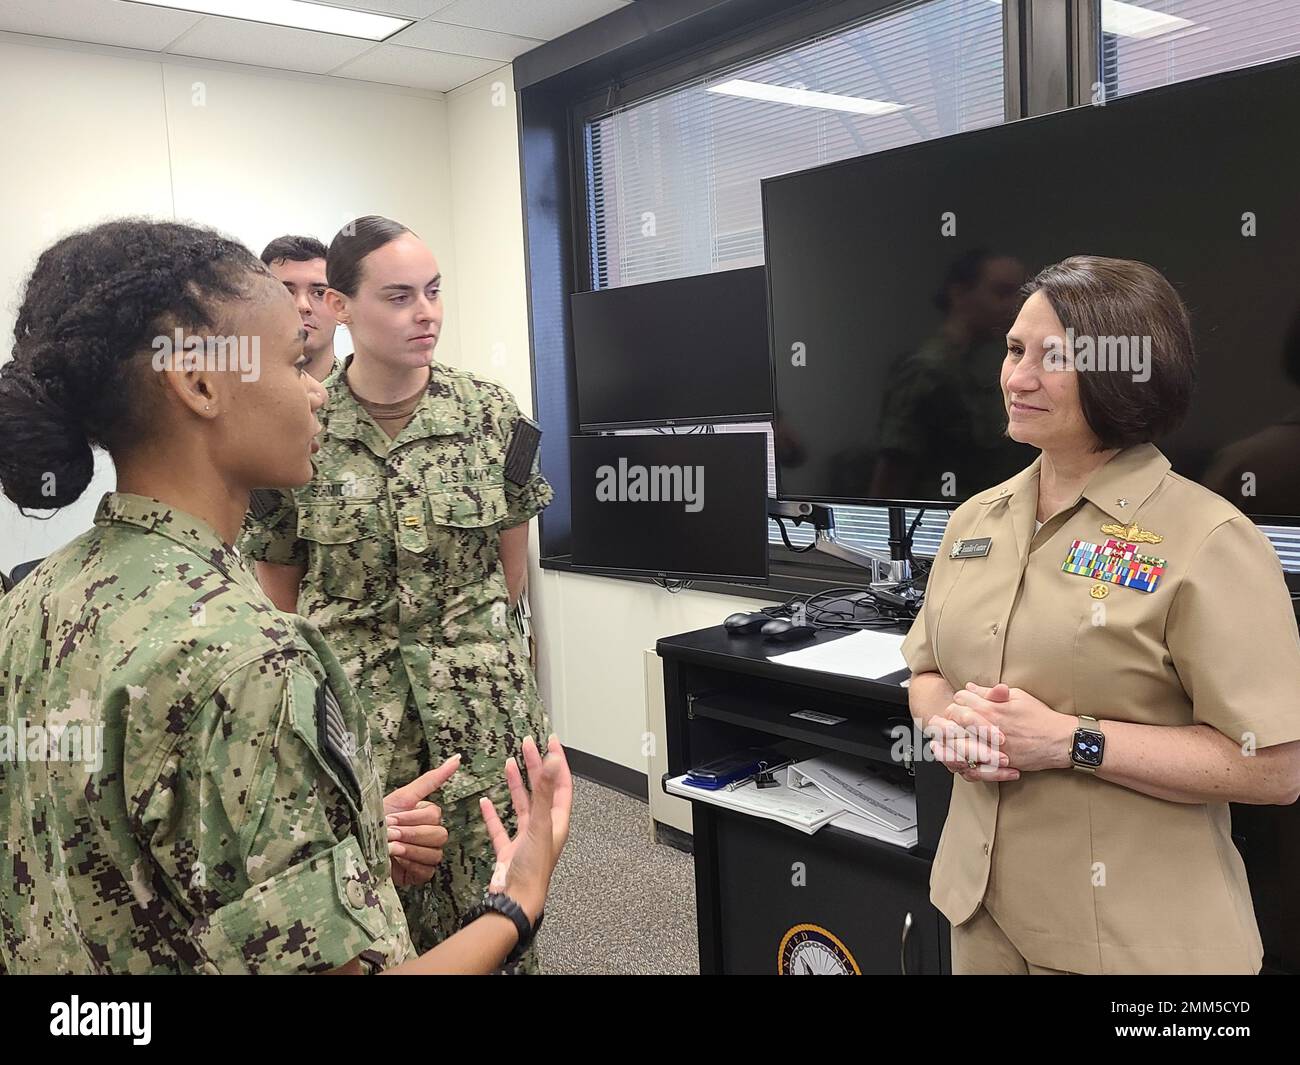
top-left (0, 220), bottom-right (570, 973)
top-left (239, 216), bottom-right (553, 965)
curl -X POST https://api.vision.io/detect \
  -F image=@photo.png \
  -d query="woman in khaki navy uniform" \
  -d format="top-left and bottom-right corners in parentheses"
top-left (0, 220), bottom-right (570, 974)
top-left (239, 216), bottom-right (553, 964)
top-left (902, 255), bottom-right (1300, 975)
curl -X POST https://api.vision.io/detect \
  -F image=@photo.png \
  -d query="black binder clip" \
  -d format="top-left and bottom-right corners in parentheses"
top-left (755, 760), bottom-right (781, 789)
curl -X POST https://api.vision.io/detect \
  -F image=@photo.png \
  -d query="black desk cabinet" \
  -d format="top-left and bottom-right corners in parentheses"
top-left (657, 625), bottom-right (952, 975)
top-left (657, 624), bottom-right (1300, 975)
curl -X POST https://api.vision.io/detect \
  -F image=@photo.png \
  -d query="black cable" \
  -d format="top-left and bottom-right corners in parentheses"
top-left (774, 585), bottom-right (916, 631)
top-left (774, 515), bottom-right (818, 553)
top-left (903, 508), bottom-right (926, 577)
top-left (724, 585), bottom-right (917, 632)
top-left (804, 587), bottom-right (898, 629)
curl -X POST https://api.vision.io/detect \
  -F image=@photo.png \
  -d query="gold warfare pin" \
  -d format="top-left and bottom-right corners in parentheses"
top-left (1100, 521), bottom-right (1163, 544)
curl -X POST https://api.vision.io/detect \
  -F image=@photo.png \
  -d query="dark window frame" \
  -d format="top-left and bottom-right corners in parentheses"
top-left (518, 0), bottom-right (1062, 599)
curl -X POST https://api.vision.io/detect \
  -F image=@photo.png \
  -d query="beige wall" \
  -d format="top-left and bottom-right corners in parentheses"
top-left (0, 42), bottom-right (175, 574)
top-left (0, 37), bottom-right (456, 574)
top-left (446, 66), bottom-right (761, 773)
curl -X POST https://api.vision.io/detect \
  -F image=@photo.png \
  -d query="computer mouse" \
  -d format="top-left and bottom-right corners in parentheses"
top-left (723, 611), bottom-right (775, 633)
top-left (760, 618), bottom-right (817, 642)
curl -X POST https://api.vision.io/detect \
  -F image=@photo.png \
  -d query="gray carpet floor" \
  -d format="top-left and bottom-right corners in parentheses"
top-left (534, 776), bottom-right (699, 975)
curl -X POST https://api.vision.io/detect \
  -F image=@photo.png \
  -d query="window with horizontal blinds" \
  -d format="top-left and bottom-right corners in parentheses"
top-left (1097, 0), bottom-right (1300, 101)
top-left (585, 0), bottom-right (1005, 291)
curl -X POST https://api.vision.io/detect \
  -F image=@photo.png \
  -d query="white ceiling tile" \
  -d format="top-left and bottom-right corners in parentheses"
top-left (165, 17), bottom-right (374, 75)
top-left (430, 0), bottom-right (630, 41)
top-left (332, 41), bottom-right (500, 91)
top-left (0, 0), bottom-right (202, 51)
top-left (388, 19), bottom-right (540, 60)
top-left (311, 0), bottom-right (459, 19)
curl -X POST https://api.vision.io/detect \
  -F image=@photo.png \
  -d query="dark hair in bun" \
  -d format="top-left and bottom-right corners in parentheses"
top-left (0, 219), bottom-right (266, 511)
top-left (327, 215), bottom-right (413, 297)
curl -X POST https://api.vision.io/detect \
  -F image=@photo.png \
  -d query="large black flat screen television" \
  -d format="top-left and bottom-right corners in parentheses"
top-left (763, 56), bottom-right (1300, 522)
top-left (571, 266), bottom-right (773, 430)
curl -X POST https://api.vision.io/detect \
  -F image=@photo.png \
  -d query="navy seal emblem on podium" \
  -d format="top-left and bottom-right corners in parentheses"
top-left (778, 924), bottom-right (861, 974)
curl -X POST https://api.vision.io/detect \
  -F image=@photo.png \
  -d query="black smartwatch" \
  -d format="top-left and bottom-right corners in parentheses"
top-left (463, 892), bottom-right (544, 966)
top-left (1070, 714), bottom-right (1105, 772)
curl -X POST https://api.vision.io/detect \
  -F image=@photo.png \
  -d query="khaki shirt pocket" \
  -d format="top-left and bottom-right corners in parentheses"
top-left (425, 466), bottom-right (508, 588)
top-left (297, 499), bottom-right (381, 602)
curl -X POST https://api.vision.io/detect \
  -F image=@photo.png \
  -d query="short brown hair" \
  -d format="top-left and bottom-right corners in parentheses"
top-left (260, 234), bottom-right (327, 266)
top-left (1021, 255), bottom-right (1195, 450)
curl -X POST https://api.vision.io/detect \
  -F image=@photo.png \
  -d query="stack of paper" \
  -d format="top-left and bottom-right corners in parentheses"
top-left (788, 755), bottom-right (916, 832)
top-left (666, 752), bottom-right (918, 849)
top-left (665, 773), bottom-right (843, 834)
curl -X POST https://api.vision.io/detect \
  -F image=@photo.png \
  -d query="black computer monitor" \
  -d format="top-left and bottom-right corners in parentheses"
top-left (570, 266), bottom-right (773, 430)
top-left (569, 433), bottom-right (769, 582)
top-left (763, 56), bottom-right (1300, 521)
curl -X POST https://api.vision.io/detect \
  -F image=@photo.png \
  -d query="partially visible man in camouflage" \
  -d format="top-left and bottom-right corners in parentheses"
top-left (240, 219), bottom-right (553, 965)
top-left (0, 494), bottom-right (416, 973)
top-left (260, 233), bottom-right (342, 387)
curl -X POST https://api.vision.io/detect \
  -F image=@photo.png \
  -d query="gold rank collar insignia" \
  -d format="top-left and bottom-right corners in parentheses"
top-left (1100, 521), bottom-right (1164, 544)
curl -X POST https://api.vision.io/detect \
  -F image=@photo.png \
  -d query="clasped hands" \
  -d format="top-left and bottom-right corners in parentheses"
top-left (927, 682), bottom-right (1077, 783)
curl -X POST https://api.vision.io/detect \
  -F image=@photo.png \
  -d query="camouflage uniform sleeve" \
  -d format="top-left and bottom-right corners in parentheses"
top-left (236, 488), bottom-right (307, 567)
top-left (147, 656), bottom-right (404, 974)
top-left (491, 388), bottom-right (553, 529)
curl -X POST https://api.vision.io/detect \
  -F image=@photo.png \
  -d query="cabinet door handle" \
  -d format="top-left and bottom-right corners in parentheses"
top-left (900, 911), bottom-right (914, 975)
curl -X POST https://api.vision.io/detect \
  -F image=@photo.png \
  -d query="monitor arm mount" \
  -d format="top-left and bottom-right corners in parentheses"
top-left (768, 499), bottom-right (913, 585)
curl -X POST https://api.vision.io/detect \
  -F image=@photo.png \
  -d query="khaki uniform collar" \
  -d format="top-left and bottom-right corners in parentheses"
top-left (93, 492), bottom-right (249, 585)
top-left (975, 443), bottom-right (1171, 560)
top-left (1077, 442), bottom-right (1172, 522)
top-left (977, 443), bottom-right (1170, 521)
top-left (975, 456), bottom-right (1042, 562)
top-left (328, 353), bottom-right (467, 458)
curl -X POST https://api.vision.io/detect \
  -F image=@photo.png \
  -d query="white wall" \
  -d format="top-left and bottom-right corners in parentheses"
top-left (446, 66), bottom-right (761, 774)
top-left (0, 37), bottom-right (457, 574)
top-left (0, 42), bottom-right (174, 574)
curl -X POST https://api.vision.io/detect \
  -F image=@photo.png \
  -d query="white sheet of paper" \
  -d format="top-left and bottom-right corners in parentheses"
top-left (767, 629), bottom-right (909, 682)
top-left (788, 756), bottom-right (917, 831)
top-left (829, 810), bottom-right (918, 849)
top-left (665, 774), bottom-right (842, 834)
